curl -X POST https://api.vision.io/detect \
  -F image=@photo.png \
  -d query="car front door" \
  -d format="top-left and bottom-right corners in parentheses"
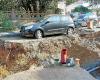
top-left (42, 16), bottom-right (61, 35)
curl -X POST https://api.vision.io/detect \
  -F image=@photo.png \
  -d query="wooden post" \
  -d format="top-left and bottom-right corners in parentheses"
top-left (75, 58), bottom-right (80, 67)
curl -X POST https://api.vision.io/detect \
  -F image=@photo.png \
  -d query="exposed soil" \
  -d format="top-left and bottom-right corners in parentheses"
top-left (0, 31), bottom-right (100, 79)
top-left (68, 43), bottom-right (100, 67)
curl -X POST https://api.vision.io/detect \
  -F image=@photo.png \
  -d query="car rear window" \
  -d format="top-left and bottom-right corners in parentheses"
top-left (47, 16), bottom-right (60, 22)
top-left (61, 16), bottom-right (68, 21)
top-left (61, 16), bottom-right (73, 23)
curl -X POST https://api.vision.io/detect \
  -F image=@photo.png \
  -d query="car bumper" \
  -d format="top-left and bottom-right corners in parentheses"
top-left (20, 29), bottom-right (33, 37)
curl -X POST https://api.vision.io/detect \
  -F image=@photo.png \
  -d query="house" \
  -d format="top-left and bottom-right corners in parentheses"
top-left (85, 0), bottom-right (100, 4)
top-left (58, 0), bottom-right (66, 15)
top-left (57, 0), bottom-right (90, 14)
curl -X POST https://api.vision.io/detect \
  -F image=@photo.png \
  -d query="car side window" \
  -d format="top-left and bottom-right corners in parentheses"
top-left (47, 16), bottom-right (60, 22)
top-left (61, 16), bottom-right (73, 23)
top-left (61, 16), bottom-right (68, 22)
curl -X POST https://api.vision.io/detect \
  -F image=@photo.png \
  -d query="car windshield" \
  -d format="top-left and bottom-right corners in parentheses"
top-left (38, 16), bottom-right (49, 23)
top-left (78, 15), bottom-right (85, 19)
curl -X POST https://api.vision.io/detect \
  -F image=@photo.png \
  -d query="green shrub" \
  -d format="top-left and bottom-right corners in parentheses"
top-left (0, 11), bottom-right (7, 22)
top-left (0, 11), bottom-right (15, 31)
top-left (2, 20), bottom-right (14, 31)
top-left (72, 6), bottom-right (91, 13)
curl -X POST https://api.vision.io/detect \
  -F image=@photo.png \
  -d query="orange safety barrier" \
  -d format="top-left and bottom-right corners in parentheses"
top-left (60, 48), bottom-right (69, 64)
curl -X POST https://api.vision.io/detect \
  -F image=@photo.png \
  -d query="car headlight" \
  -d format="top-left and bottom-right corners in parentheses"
top-left (25, 25), bottom-right (33, 30)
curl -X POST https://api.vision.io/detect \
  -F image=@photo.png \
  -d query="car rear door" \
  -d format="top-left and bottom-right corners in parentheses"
top-left (43, 16), bottom-right (61, 35)
top-left (61, 16), bottom-right (69, 32)
top-left (61, 16), bottom-right (74, 31)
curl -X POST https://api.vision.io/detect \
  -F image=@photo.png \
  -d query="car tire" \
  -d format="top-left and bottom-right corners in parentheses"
top-left (35, 30), bottom-right (43, 39)
top-left (20, 31), bottom-right (25, 37)
top-left (67, 28), bottom-right (74, 36)
top-left (77, 23), bottom-right (82, 28)
top-left (81, 21), bottom-right (87, 27)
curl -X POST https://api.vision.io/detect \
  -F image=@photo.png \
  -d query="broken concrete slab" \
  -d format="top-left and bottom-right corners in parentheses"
top-left (4, 67), bottom-right (96, 80)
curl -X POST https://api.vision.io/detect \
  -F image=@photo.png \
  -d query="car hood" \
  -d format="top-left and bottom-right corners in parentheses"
top-left (24, 22), bottom-right (42, 30)
top-left (31, 22), bottom-right (42, 29)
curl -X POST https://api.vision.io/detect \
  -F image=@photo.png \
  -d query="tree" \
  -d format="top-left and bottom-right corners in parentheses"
top-left (65, 0), bottom-right (76, 5)
top-left (0, 0), bottom-right (18, 11)
top-left (0, 0), bottom-right (58, 13)
top-left (72, 6), bottom-right (91, 13)
top-left (17, 0), bottom-right (58, 13)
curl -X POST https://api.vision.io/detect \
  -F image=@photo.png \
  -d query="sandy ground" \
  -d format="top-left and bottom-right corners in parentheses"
top-left (0, 31), bottom-right (66, 43)
top-left (0, 28), bottom-right (100, 80)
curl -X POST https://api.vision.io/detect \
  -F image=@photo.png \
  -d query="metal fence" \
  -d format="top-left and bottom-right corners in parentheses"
top-left (2, 11), bottom-right (49, 21)
top-left (0, 11), bottom-right (53, 29)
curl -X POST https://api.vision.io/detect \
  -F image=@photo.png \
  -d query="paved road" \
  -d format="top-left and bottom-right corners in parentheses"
top-left (0, 31), bottom-right (66, 43)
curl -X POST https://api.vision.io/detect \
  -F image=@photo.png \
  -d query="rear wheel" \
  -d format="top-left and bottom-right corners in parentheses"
top-left (67, 28), bottom-right (74, 36)
top-left (35, 30), bottom-right (43, 39)
top-left (20, 31), bottom-right (25, 37)
top-left (81, 21), bottom-right (87, 27)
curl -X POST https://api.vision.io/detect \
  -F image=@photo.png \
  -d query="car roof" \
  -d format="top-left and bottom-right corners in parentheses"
top-left (45, 14), bottom-right (70, 17)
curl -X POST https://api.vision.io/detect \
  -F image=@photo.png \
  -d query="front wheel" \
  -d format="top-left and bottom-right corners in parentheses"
top-left (34, 30), bottom-right (43, 39)
top-left (67, 28), bottom-right (74, 36)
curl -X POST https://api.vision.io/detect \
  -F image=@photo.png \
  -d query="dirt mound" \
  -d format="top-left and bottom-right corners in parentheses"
top-left (69, 43), bottom-right (99, 67)
top-left (0, 33), bottom-right (100, 78)
top-left (81, 31), bottom-right (100, 39)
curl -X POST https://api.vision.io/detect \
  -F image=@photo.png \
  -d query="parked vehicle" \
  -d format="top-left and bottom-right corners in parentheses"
top-left (20, 15), bottom-right (75, 39)
top-left (90, 67), bottom-right (100, 80)
top-left (86, 61), bottom-right (100, 80)
top-left (95, 16), bottom-right (100, 27)
top-left (74, 12), bottom-right (98, 27)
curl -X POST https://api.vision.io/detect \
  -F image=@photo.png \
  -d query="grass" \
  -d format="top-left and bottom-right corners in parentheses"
top-left (0, 66), bottom-right (9, 78)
